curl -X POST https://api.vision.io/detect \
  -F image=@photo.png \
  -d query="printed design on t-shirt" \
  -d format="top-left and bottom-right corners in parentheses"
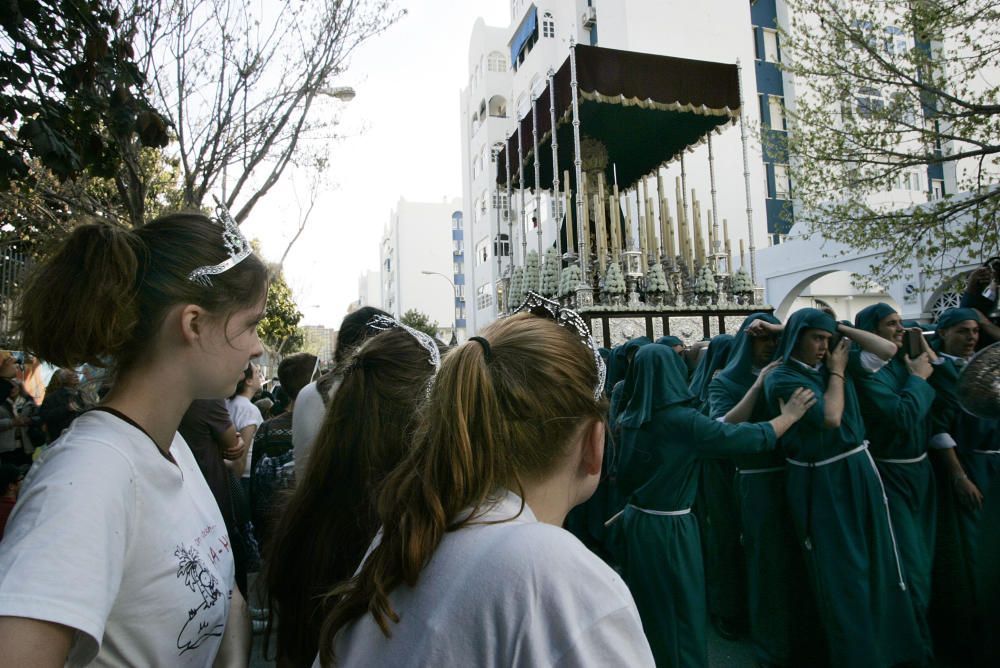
top-left (174, 543), bottom-right (225, 654)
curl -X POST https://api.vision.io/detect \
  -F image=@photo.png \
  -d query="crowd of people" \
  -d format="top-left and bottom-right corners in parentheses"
top-left (0, 205), bottom-right (996, 668)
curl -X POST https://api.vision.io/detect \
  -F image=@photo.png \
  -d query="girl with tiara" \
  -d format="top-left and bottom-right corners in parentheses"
top-left (314, 295), bottom-right (655, 667)
top-left (265, 322), bottom-right (441, 666)
top-left (0, 205), bottom-right (268, 666)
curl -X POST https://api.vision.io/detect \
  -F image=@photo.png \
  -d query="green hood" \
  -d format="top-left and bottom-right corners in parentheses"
top-left (620, 344), bottom-right (695, 428)
top-left (854, 302), bottom-right (896, 333)
top-left (778, 308), bottom-right (837, 364)
top-left (716, 312), bottom-right (781, 392)
top-left (688, 334), bottom-right (734, 406)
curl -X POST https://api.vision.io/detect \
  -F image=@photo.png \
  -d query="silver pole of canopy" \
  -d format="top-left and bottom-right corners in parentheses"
top-left (517, 117), bottom-right (527, 266)
top-left (532, 93), bottom-right (543, 285)
top-left (736, 58), bottom-right (757, 283)
top-left (569, 38), bottom-right (588, 284)
top-left (548, 70), bottom-right (561, 262)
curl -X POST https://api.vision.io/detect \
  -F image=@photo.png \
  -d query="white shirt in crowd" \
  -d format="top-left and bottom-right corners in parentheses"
top-left (324, 490), bottom-right (655, 668)
top-left (0, 410), bottom-right (234, 667)
top-left (226, 394), bottom-right (263, 478)
top-left (291, 377), bottom-right (340, 479)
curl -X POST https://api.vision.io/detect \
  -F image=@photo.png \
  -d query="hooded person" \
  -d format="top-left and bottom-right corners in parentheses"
top-left (614, 344), bottom-right (816, 668)
top-left (567, 337), bottom-right (650, 565)
top-left (683, 334), bottom-right (746, 638)
top-left (926, 307), bottom-right (999, 662)
top-left (852, 302), bottom-right (937, 663)
top-left (707, 312), bottom-right (823, 665)
top-left (763, 307), bottom-right (925, 667)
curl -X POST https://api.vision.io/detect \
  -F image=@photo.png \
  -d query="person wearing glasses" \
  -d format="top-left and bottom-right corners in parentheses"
top-left (312, 300), bottom-right (655, 667)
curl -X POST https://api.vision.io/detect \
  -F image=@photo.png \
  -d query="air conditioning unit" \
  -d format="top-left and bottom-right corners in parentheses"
top-left (582, 7), bottom-right (596, 29)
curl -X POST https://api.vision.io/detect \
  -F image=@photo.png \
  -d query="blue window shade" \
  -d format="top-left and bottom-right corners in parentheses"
top-left (510, 6), bottom-right (538, 69)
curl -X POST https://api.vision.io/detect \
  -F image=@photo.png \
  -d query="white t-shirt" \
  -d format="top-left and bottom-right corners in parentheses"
top-left (324, 491), bottom-right (654, 668)
top-left (291, 377), bottom-right (340, 479)
top-left (226, 395), bottom-right (263, 478)
top-left (0, 410), bottom-right (234, 667)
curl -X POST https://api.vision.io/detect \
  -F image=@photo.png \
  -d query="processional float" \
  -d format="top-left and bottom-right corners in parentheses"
top-left (494, 42), bottom-right (771, 347)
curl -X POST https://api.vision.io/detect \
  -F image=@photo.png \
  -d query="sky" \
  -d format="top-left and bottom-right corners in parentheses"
top-left (242, 1), bottom-right (511, 328)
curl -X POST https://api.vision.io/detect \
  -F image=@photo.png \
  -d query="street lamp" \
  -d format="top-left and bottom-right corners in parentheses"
top-left (421, 270), bottom-right (459, 345)
top-left (319, 86), bottom-right (356, 101)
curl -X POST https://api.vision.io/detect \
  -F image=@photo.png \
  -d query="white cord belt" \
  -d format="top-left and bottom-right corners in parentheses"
top-left (972, 449), bottom-right (1000, 455)
top-left (604, 504), bottom-right (692, 527)
top-left (788, 442), bottom-right (907, 592)
top-left (786, 443), bottom-right (867, 468)
top-left (873, 452), bottom-right (929, 465)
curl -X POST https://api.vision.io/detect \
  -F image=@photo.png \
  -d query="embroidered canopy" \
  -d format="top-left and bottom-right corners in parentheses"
top-left (496, 45), bottom-right (741, 191)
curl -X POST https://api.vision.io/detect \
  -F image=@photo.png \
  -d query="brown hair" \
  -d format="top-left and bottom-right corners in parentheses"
top-left (264, 328), bottom-right (436, 666)
top-left (317, 312), bottom-right (606, 665)
top-left (17, 213), bottom-right (269, 373)
top-left (277, 352), bottom-right (318, 400)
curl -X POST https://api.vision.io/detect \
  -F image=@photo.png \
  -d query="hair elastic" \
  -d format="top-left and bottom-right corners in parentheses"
top-left (469, 336), bottom-right (493, 362)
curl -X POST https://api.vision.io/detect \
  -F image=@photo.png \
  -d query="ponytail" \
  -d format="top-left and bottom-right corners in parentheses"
top-left (18, 223), bottom-right (143, 369)
top-left (317, 313), bottom-right (607, 665)
top-left (16, 212), bottom-right (269, 374)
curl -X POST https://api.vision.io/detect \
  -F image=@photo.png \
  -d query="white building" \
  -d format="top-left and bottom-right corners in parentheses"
top-left (461, 1), bottom-right (771, 334)
top-left (460, 1), bottom-right (993, 329)
top-left (379, 198), bottom-right (467, 342)
top-left (354, 268), bottom-right (383, 311)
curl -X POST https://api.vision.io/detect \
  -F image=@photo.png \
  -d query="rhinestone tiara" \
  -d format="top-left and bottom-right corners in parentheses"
top-left (187, 196), bottom-right (253, 287)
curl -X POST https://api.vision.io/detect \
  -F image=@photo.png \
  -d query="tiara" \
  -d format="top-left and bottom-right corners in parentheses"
top-left (187, 196), bottom-right (253, 286)
top-left (365, 315), bottom-right (442, 371)
top-left (511, 291), bottom-right (607, 401)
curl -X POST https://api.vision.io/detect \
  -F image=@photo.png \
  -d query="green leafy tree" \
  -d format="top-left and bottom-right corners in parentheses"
top-left (258, 268), bottom-right (303, 355)
top-left (778, 0), bottom-right (1000, 285)
top-left (0, 0), bottom-right (170, 226)
top-left (400, 309), bottom-right (439, 338)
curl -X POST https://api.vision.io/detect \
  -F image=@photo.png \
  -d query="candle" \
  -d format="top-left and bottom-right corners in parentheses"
top-left (739, 238), bottom-right (746, 270)
top-left (723, 218), bottom-right (732, 273)
top-left (610, 181), bottom-right (621, 262)
top-left (596, 172), bottom-right (608, 273)
top-left (657, 172), bottom-right (670, 261)
top-left (580, 172), bottom-right (590, 268)
top-left (675, 177), bottom-right (688, 268)
top-left (564, 170), bottom-right (574, 254)
top-left (646, 195), bottom-right (656, 264)
top-left (638, 182), bottom-right (648, 263)
top-left (625, 195), bottom-right (634, 250)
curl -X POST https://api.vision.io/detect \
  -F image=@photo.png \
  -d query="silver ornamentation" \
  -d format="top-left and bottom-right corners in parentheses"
top-left (187, 196), bottom-right (253, 286)
top-left (511, 291), bottom-right (607, 401)
top-left (365, 315), bottom-right (441, 371)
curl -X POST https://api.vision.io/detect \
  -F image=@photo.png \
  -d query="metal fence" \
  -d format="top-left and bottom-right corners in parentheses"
top-left (0, 242), bottom-right (31, 347)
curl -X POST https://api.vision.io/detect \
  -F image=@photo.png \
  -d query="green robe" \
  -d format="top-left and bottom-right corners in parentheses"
top-left (708, 313), bottom-right (824, 666)
top-left (764, 308), bottom-right (923, 667)
top-left (855, 350), bottom-right (937, 663)
top-left (927, 346), bottom-right (1000, 661)
top-left (688, 335), bottom-right (747, 632)
top-left (566, 338), bottom-right (649, 564)
top-left (617, 344), bottom-right (777, 668)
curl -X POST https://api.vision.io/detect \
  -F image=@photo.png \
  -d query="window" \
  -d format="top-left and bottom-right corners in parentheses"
top-left (910, 172), bottom-right (921, 192)
top-left (494, 233), bottom-right (511, 257)
top-left (768, 95), bottom-right (785, 131)
top-left (931, 178), bottom-right (944, 200)
top-left (550, 197), bottom-right (563, 219)
top-left (476, 237), bottom-right (490, 265)
top-left (763, 29), bottom-right (780, 63)
top-left (492, 192), bottom-right (510, 218)
top-left (774, 164), bottom-right (790, 199)
top-left (542, 12), bottom-right (555, 38)
top-left (752, 26), bottom-right (760, 60)
top-left (454, 260), bottom-right (463, 275)
top-left (476, 284), bottom-right (494, 311)
top-left (455, 284), bottom-right (465, 299)
top-left (855, 86), bottom-right (884, 117)
top-left (883, 26), bottom-right (906, 56)
top-left (488, 95), bottom-right (507, 118)
top-left (488, 51), bottom-right (507, 73)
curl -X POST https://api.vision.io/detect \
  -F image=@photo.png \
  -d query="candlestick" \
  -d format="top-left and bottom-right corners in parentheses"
top-left (564, 170), bottom-right (574, 254)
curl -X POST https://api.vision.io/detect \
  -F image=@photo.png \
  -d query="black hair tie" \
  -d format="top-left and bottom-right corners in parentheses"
top-left (469, 336), bottom-right (493, 363)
